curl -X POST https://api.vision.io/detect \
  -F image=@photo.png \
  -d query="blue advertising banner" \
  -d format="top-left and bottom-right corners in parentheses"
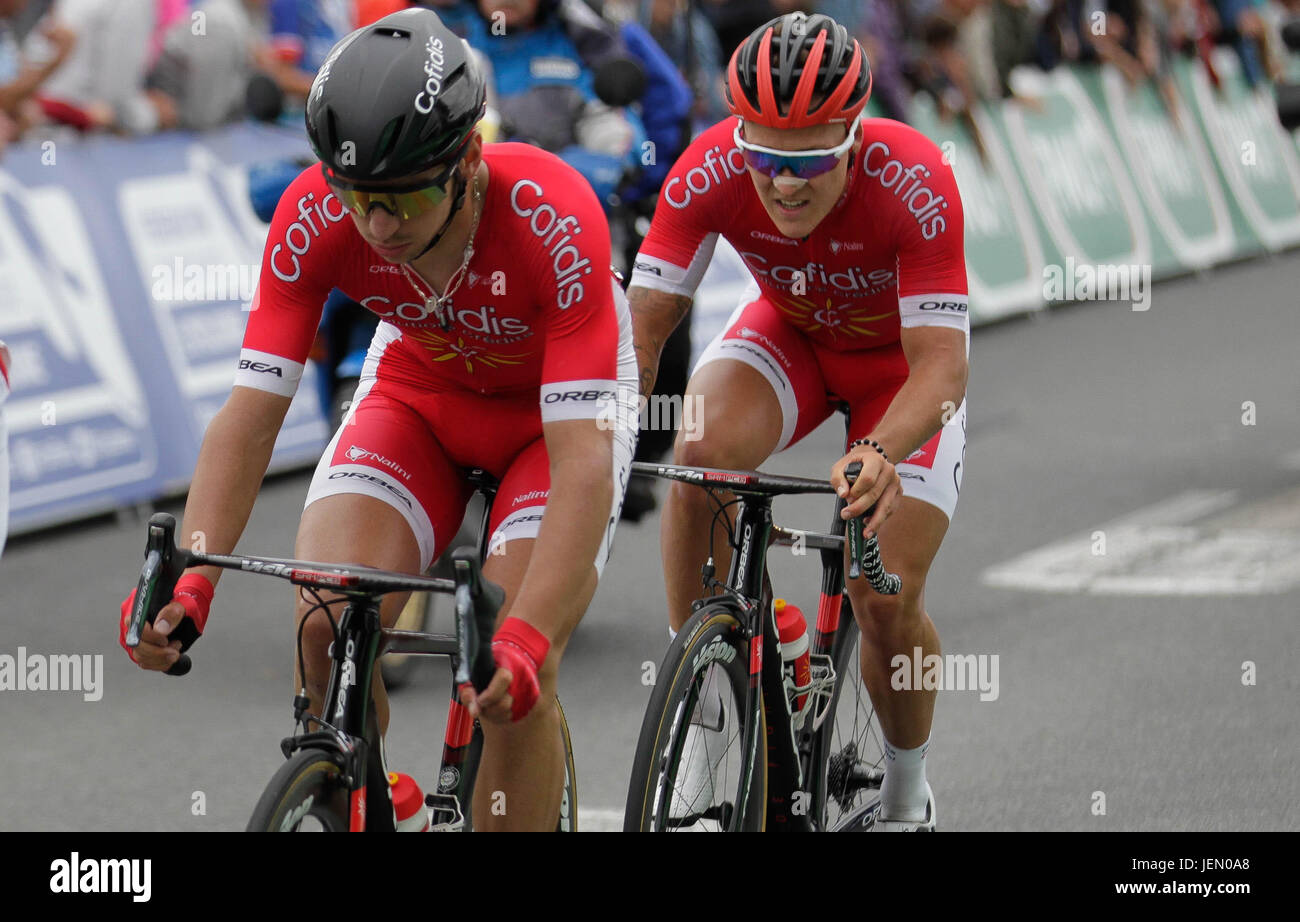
top-left (2, 123), bottom-right (327, 536)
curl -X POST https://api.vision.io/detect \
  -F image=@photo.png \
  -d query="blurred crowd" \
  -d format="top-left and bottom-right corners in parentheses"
top-left (0, 0), bottom-right (1294, 152)
top-left (1, 0), bottom-right (1297, 155)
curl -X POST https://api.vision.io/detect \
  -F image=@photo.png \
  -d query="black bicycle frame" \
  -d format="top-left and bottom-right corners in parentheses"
top-left (724, 494), bottom-right (815, 832)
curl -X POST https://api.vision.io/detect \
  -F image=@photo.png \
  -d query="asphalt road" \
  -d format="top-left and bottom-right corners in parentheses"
top-left (2, 253), bottom-right (1298, 831)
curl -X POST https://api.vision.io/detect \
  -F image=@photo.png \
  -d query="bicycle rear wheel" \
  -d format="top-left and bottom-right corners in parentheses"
top-left (624, 604), bottom-right (766, 832)
top-left (812, 602), bottom-right (887, 831)
top-left (246, 748), bottom-right (351, 832)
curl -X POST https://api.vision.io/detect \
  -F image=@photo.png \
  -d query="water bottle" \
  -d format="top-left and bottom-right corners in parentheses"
top-left (389, 772), bottom-right (429, 832)
top-left (775, 599), bottom-right (811, 716)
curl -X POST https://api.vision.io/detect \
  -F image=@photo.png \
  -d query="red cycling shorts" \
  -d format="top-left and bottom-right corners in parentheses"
top-left (694, 292), bottom-right (966, 520)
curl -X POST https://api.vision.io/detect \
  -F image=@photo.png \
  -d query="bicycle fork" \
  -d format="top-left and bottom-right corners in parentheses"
top-left (314, 600), bottom-right (397, 832)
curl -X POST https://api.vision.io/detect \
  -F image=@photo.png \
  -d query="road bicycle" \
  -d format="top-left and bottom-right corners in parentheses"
top-left (623, 456), bottom-right (901, 831)
top-left (126, 470), bottom-right (577, 832)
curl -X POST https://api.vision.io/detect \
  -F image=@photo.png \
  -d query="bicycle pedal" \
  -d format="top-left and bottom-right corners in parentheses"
top-left (424, 792), bottom-right (464, 831)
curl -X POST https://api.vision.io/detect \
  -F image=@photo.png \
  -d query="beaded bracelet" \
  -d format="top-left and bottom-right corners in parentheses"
top-left (850, 437), bottom-right (889, 463)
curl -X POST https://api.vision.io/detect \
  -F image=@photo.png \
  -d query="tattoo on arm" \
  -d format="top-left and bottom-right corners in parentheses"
top-left (629, 288), bottom-right (693, 398)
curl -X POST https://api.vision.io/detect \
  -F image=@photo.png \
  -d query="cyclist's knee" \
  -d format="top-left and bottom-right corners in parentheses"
top-left (848, 577), bottom-right (925, 635)
top-left (672, 423), bottom-right (772, 472)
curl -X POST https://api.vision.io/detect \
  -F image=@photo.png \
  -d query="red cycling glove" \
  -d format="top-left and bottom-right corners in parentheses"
top-left (491, 617), bottom-right (551, 722)
top-left (119, 573), bottom-right (214, 664)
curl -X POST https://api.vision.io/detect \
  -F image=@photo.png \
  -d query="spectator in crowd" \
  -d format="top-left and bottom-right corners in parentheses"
top-left (255, 0), bottom-right (355, 104)
top-left (916, 5), bottom-right (992, 158)
top-left (147, 0), bottom-right (191, 68)
top-left (29, 0), bottom-right (175, 133)
top-left (637, 0), bottom-right (727, 125)
top-left (850, 0), bottom-right (916, 122)
top-left (147, 0), bottom-right (259, 131)
top-left (949, 0), bottom-right (1003, 101)
top-left (1036, 0), bottom-right (1095, 69)
top-left (0, 0), bottom-right (75, 147)
top-left (991, 0), bottom-right (1041, 99)
top-left (1210, 0), bottom-right (1285, 84)
top-left (460, 0), bottom-right (647, 211)
top-left (698, 0), bottom-right (781, 65)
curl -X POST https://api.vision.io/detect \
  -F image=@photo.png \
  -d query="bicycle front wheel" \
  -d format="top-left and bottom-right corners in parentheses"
top-left (624, 604), bottom-right (766, 832)
top-left (812, 602), bottom-right (887, 831)
top-left (246, 748), bottom-right (351, 832)
top-left (556, 695), bottom-right (578, 832)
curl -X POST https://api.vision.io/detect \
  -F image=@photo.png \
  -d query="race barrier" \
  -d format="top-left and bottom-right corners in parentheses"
top-left (3, 52), bottom-right (1298, 534)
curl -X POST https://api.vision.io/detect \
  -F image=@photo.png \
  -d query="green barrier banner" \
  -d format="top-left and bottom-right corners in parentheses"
top-left (908, 94), bottom-right (1047, 323)
top-left (1093, 61), bottom-right (1235, 271)
top-left (1003, 67), bottom-right (1153, 278)
top-left (1182, 49), bottom-right (1300, 251)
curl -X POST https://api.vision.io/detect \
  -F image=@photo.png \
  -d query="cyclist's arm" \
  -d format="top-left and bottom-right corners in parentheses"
top-left (178, 386), bottom-right (293, 589)
top-left (862, 325), bottom-right (968, 465)
top-left (866, 125), bottom-right (971, 464)
top-left (626, 120), bottom-right (740, 396)
top-left (628, 285), bottom-right (693, 398)
top-left (175, 166), bottom-right (341, 586)
top-left (509, 418), bottom-right (614, 640)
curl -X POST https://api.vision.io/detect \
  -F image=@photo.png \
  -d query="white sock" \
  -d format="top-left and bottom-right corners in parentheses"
top-left (668, 626), bottom-right (677, 643)
top-left (879, 736), bottom-right (930, 822)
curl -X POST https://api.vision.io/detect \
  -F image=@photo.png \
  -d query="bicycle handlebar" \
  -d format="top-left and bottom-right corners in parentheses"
top-left (127, 513), bottom-right (506, 689)
top-left (451, 547), bottom-right (505, 692)
top-left (127, 515), bottom-right (193, 676)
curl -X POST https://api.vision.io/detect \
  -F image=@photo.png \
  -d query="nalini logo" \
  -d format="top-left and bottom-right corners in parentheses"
top-left (344, 445), bottom-right (412, 481)
top-left (828, 239), bottom-right (864, 254)
top-left (50, 854), bottom-right (151, 902)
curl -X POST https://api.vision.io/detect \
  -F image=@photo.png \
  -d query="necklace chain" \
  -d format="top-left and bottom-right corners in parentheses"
top-left (399, 177), bottom-right (483, 331)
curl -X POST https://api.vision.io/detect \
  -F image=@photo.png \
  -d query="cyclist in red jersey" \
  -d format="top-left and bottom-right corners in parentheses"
top-left (629, 12), bottom-right (969, 831)
top-left (118, 8), bottom-right (637, 831)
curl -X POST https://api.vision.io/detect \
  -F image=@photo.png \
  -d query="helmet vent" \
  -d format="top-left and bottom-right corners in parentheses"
top-left (373, 116), bottom-right (406, 171)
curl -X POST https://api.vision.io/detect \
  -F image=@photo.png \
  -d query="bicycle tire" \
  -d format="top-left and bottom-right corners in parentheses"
top-left (246, 748), bottom-right (351, 832)
top-left (461, 695), bottom-right (579, 832)
top-left (556, 695), bottom-right (579, 832)
top-left (811, 601), bottom-right (887, 831)
top-left (624, 604), bottom-right (766, 832)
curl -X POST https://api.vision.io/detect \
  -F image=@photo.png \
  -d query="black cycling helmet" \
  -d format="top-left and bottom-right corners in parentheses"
top-left (306, 7), bottom-right (486, 182)
top-left (726, 12), bottom-right (871, 129)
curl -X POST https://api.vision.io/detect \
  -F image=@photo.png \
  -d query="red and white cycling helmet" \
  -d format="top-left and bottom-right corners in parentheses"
top-left (725, 12), bottom-right (872, 129)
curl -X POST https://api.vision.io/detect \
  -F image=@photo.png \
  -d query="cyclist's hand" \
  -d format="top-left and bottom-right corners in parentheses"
top-left (118, 574), bottom-right (213, 672)
top-left (830, 447), bottom-right (902, 539)
top-left (459, 617), bottom-right (551, 723)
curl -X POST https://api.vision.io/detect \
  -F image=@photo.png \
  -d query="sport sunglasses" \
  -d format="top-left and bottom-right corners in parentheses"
top-left (321, 160), bottom-right (458, 221)
top-left (732, 118), bottom-right (859, 180)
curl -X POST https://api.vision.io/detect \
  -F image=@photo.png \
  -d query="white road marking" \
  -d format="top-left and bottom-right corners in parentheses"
top-left (982, 489), bottom-right (1300, 595)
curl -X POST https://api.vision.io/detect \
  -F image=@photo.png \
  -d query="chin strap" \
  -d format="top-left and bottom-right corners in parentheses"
top-left (410, 170), bottom-right (470, 261)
